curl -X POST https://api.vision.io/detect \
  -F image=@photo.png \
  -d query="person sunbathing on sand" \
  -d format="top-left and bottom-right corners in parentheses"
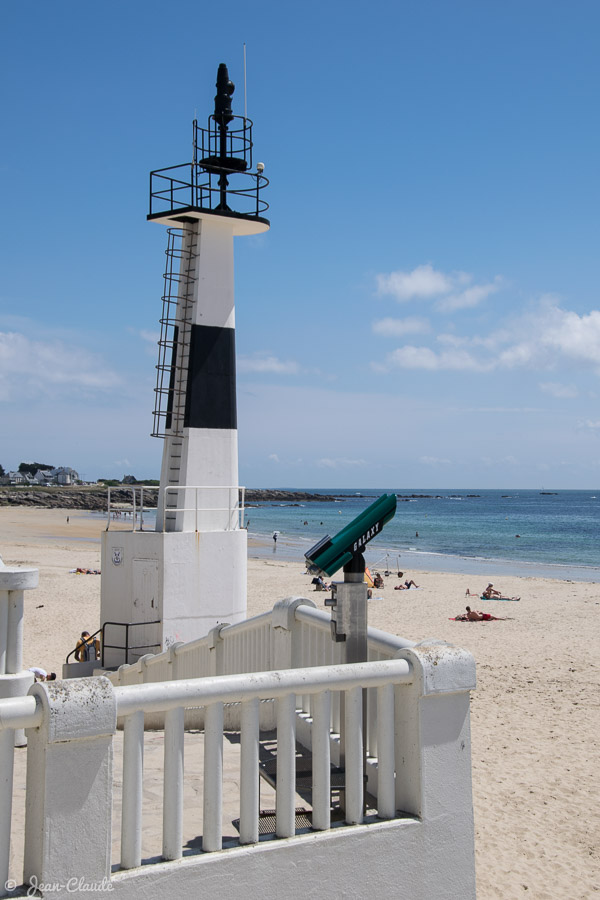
top-left (394, 572), bottom-right (419, 590)
top-left (464, 606), bottom-right (500, 621)
top-left (482, 583), bottom-right (520, 600)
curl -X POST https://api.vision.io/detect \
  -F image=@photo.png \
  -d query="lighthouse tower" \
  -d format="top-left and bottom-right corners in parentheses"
top-left (100, 64), bottom-right (269, 661)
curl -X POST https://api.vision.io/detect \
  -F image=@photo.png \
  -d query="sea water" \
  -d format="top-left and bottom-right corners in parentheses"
top-left (243, 489), bottom-right (600, 582)
top-left (101, 488), bottom-right (600, 582)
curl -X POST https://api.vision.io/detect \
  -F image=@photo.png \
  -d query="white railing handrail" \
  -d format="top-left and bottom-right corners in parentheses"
top-left (216, 608), bottom-right (271, 637)
top-left (106, 484), bottom-right (246, 532)
top-left (163, 485), bottom-right (245, 533)
top-left (0, 695), bottom-right (41, 731)
top-left (293, 603), bottom-right (417, 655)
top-left (108, 600), bottom-right (417, 684)
top-left (115, 658), bottom-right (413, 716)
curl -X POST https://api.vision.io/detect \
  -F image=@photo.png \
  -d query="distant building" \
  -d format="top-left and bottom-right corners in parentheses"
top-left (1, 467), bottom-right (79, 486)
top-left (52, 467), bottom-right (79, 485)
top-left (33, 469), bottom-right (54, 485)
top-left (0, 471), bottom-right (34, 485)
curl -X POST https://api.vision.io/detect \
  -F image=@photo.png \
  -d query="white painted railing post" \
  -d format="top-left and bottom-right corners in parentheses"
top-left (344, 685), bottom-right (364, 825)
top-left (163, 705), bottom-right (184, 860)
top-left (0, 567), bottom-right (38, 747)
top-left (376, 682), bottom-right (396, 819)
top-left (203, 701), bottom-right (224, 851)
top-left (168, 641), bottom-right (185, 680)
top-left (23, 677), bottom-right (117, 890)
top-left (208, 624), bottom-right (228, 676)
top-left (239, 697), bottom-right (259, 844)
top-left (311, 690), bottom-right (331, 831)
top-left (272, 597), bottom-right (316, 671)
top-left (276, 692), bottom-right (296, 838)
top-left (121, 709), bottom-right (145, 869)
top-left (394, 643), bottom-right (477, 898)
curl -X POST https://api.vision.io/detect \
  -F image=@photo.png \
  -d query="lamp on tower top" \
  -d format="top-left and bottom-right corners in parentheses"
top-left (148, 62), bottom-right (269, 231)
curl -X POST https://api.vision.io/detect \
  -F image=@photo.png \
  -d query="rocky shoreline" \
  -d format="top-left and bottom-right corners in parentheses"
top-left (0, 487), bottom-right (341, 511)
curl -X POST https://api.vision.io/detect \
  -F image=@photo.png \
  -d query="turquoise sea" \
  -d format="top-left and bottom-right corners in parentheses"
top-left (244, 489), bottom-right (600, 583)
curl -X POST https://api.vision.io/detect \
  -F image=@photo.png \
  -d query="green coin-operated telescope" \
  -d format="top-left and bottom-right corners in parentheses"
top-left (305, 493), bottom-right (397, 578)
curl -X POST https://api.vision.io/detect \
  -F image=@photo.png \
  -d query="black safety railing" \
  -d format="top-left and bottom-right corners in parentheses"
top-left (149, 112), bottom-right (269, 221)
top-left (149, 162), bottom-right (269, 220)
top-left (65, 621), bottom-right (161, 668)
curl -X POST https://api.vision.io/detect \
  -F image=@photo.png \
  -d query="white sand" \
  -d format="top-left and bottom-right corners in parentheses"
top-left (1, 507), bottom-right (599, 898)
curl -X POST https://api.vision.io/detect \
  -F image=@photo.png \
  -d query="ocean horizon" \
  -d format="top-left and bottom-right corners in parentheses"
top-left (243, 488), bottom-right (600, 583)
top-left (103, 487), bottom-right (600, 583)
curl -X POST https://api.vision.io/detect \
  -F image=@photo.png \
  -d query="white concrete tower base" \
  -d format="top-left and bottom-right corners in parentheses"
top-left (101, 529), bottom-right (246, 667)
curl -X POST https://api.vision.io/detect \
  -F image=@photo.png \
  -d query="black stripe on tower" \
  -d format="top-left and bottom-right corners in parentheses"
top-left (184, 324), bottom-right (237, 429)
top-left (165, 325), bottom-right (179, 431)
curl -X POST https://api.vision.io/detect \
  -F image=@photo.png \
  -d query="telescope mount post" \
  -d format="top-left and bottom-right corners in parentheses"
top-left (329, 552), bottom-right (369, 818)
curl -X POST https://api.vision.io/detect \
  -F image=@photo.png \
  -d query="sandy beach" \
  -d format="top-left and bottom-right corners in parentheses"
top-left (1, 507), bottom-right (599, 899)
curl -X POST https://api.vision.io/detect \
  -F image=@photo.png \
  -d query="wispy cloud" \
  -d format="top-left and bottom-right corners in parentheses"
top-left (268, 453), bottom-right (280, 463)
top-left (139, 329), bottom-right (159, 345)
top-left (238, 353), bottom-right (300, 375)
top-left (316, 457), bottom-right (367, 469)
top-left (436, 278), bottom-right (501, 312)
top-left (373, 345), bottom-right (491, 372)
top-left (374, 300), bottom-right (600, 376)
top-left (372, 316), bottom-right (430, 337)
top-left (419, 455), bottom-right (451, 466)
top-left (376, 264), bottom-right (499, 312)
top-left (539, 381), bottom-right (578, 399)
top-left (578, 419), bottom-right (600, 432)
top-left (376, 264), bottom-right (456, 301)
top-left (0, 330), bottom-right (122, 402)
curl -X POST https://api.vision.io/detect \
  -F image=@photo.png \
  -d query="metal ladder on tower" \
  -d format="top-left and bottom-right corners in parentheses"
top-left (163, 225), bottom-right (198, 527)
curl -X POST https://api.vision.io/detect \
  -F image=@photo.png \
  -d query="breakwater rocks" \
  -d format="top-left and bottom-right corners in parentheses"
top-left (0, 487), bottom-right (146, 511)
top-left (0, 487), bottom-right (340, 511)
top-left (246, 490), bottom-right (339, 505)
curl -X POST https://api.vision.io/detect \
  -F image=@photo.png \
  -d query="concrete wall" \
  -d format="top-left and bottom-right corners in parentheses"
top-left (100, 529), bottom-right (247, 665)
top-left (108, 818), bottom-right (466, 900)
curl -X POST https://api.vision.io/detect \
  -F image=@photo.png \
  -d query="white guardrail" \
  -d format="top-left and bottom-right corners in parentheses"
top-left (0, 599), bottom-right (477, 898)
top-left (106, 485), bottom-right (246, 532)
top-left (115, 658), bottom-right (413, 866)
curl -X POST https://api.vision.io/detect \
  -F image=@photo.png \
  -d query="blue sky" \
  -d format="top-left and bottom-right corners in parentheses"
top-left (1, 0), bottom-right (599, 488)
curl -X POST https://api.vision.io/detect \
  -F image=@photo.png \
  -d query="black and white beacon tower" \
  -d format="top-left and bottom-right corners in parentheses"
top-left (101, 64), bottom-right (269, 650)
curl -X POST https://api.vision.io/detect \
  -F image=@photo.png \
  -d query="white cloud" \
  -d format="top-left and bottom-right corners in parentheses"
top-left (578, 420), bottom-right (600, 432)
top-left (238, 354), bottom-right (300, 375)
top-left (375, 345), bottom-right (491, 372)
top-left (139, 329), bottom-right (159, 345)
top-left (436, 278), bottom-right (501, 312)
top-left (497, 304), bottom-right (600, 371)
top-left (419, 455), bottom-right (451, 466)
top-left (376, 264), bottom-right (499, 311)
top-left (316, 457), bottom-right (367, 469)
top-left (374, 300), bottom-right (600, 376)
top-left (372, 317), bottom-right (430, 337)
top-left (268, 453), bottom-right (280, 463)
top-left (0, 330), bottom-right (121, 402)
top-left (376, 264), bottom-right (453, 301)
top-left (539, 381), bottom-right (578, 399)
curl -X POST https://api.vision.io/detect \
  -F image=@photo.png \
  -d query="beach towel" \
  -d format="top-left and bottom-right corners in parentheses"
top-left (479, 596), bottom-right (519, 601)
top-left (450, 615), bottom-right (508, 621)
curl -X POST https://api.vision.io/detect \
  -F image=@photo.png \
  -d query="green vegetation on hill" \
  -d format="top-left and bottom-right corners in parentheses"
top-left (18, 461), bottom-right (54, 476)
